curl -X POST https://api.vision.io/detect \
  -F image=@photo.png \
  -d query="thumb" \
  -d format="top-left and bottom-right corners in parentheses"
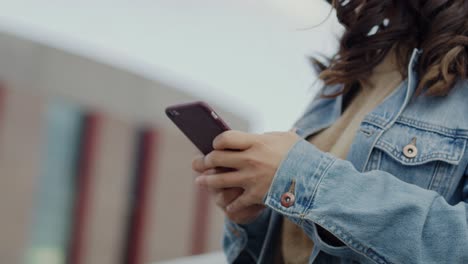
top-left (226, 193), bottom-right (252, 213)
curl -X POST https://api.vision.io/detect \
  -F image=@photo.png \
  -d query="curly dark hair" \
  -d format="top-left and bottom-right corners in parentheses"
top-left (317, 0), bottom-right (468, 97)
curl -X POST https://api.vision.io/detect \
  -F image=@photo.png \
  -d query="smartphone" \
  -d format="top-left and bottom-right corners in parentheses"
top-left (165, 101), bottom-right (231, 155)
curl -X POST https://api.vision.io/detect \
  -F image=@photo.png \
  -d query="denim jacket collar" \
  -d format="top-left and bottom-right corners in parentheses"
top-left (295, 48), bottom-right (423, 172)
top-left (297, 48), bottom-right (422, 138)
top-left (362, 48), bottom-right (423, 130)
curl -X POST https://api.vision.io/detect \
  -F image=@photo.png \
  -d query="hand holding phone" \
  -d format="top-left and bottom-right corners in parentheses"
top-left (167, 102), bottom-right (265, 223)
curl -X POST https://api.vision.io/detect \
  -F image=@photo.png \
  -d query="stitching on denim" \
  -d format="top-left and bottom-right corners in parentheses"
top-left (363, 114), bottom-right (388, 129)
top-left (303, 156), bottom-right (337, 220)
top-left (360, 128), bottom-right (386, 172)
top-left (269, 151), bottom-right (337, 223)
top-left (264, 198), bottom-right (302, 218)
top-left (375, 149), bottom-right (382, 171)
top-left (365, 114), bottom-right (468, 139)
top-left (360, 127), bottom-right (374, 137)
top-left (264, 141), bottom-right (333, 222)
top-left (427, 161), bottom-right (442, 191)
top-left (396, 116), bottom-right (468, 138)
top-left (368, 149), bottom-right (381, 171)
top-left (361, 122), bottom-right (383, 131)
top-left (378, 139), bottom-right (456, 163)
top-left (264, 139), bottom-right (304, 204)
top-left (309, 217), bottom-right (388, 264)
top-left (433, 162), bottom-right (457, 198)
top-left (375, 138), bottom-right (464, 164)
top-left (364, 150), bottom-right (377, 172)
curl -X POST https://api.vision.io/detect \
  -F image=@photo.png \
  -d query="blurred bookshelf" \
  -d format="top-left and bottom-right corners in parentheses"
top-left (0, 31), bottom-right (249, 264)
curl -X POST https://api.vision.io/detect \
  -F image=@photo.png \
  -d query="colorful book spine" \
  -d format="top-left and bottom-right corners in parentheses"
top-left (0, 88), bottom-right (44, 264)
top-left (25, 100), bottom-right (83, 264)
top-left (81, 115), bottom-right (135, 264)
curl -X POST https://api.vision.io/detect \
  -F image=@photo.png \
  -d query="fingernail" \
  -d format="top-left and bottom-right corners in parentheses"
top-left (226, 205), bottom-right (234, 212)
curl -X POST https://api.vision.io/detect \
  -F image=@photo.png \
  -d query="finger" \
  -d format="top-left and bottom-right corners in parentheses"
top-left (203, 150), bottom-right (246, 169)
top-left (207, 186), bottom-right (236, 196)
top-left (201, 168), bottom-right (217, 175)
top-left (215, 188), bottom-right (243, 208)
top-left (202, 168), bottom-right (236, 176)
top-left (192, 155), bottom-right (207, 173)
top-left (213, 130), bottom-right (257, 150)
top-left (227, 204), bottom-right (265, 224)
top-left (226, 193), bottom-right (254, 213)
top-left (195, 171), bottom-right (246, 189)
top-left (207, 187), bottom-right (221, 195)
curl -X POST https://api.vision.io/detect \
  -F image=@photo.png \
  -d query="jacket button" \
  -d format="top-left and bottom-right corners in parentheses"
top-left (403, 137), bottom-right (418, 159)
top-left (403, 144), bottom-right (418, 158)
top-left (281, 192), bottom-right (295, 208)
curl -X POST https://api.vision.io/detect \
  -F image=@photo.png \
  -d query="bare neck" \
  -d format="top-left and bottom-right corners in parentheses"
top-left (360, 50), bottom-right (402, 94)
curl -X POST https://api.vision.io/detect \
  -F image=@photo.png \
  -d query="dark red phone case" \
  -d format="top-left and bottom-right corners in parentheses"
top-left (165, 101), bottom-right (231, 155)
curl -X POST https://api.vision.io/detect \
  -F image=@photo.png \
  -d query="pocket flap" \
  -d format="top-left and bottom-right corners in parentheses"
top-left (374, 123), bottom-right (466, 165)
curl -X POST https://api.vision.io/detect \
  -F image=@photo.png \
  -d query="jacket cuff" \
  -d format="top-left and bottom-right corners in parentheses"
top-left (223, 208), bottom-right (271, 263)
top-left (223, 220), bottom-right (248, 263)
top-left (264, 138), bottom-right (336, 220)
top-left (264, 139), bottom-right (362, 260)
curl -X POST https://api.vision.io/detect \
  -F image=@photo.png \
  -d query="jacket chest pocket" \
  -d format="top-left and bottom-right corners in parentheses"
top-left (364, 122), bottom-right (466, 197)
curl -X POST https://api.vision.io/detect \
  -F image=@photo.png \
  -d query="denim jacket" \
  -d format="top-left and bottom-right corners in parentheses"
top-left (222, 49), bottom-right (468, 264)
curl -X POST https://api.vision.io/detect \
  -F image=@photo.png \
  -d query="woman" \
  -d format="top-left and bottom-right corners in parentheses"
top-left (193, 0), bottom-right (468, 263)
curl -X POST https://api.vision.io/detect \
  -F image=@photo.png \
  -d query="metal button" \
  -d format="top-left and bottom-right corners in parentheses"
top-left (281, 179), bottom-right (296, 208)
top-left (281, 192), bottom-right (296, 208)
top-left (403, 137), bottom-right (418, 159)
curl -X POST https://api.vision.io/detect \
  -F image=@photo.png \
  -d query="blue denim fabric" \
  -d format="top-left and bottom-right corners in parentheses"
top-left (222, 49), bottom-right (468, 263)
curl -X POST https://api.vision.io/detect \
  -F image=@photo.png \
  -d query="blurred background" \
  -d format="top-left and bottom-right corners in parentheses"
top-left (0, 1), bottom-right (342, 263)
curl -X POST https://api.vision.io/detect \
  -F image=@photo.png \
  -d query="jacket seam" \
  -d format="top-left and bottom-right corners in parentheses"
top-left (300, 156), bottom-right (337, 224)
top-left (396, 116), bottom-right (468, 138)
top-left (308, 217), bottom-right (390, 264)
top-left (304, 157), bottom-right (393, 264)
top-left (364, 115), bottom-right (468, 139)
top-left (375, 139), bottom-right (464, 165)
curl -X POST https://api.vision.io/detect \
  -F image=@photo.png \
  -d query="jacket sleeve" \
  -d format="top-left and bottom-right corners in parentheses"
top-left (264, 138), bottom-right (468, 264)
